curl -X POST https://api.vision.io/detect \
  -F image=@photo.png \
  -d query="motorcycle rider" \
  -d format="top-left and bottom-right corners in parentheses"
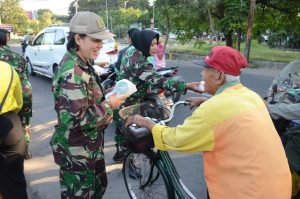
top-left (112, 29), bottom-right (201, 162)
top-left (21, 29), bottom-right (34, 55)
top-left (0, 29), bottom-right (33, 159)
top-left (267, 102), bottom-right (300, 199)
top-left (114, 28), bottom-right (139, 72)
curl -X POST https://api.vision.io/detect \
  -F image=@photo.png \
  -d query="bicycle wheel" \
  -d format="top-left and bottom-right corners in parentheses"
top-left (123, 152), bottom-right (174, 199)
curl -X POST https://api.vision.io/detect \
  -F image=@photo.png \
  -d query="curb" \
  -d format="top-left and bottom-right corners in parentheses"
top-left (165, 52), bottom-right (288, 70)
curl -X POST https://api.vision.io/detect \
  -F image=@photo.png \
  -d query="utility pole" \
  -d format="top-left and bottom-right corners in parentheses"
top-left (153, 4), bottom-right (155, 28)
top-left (106, 0), bottom-right (109, 30)
top-left (149, 0), bottom-right (155, 29)
top-left (74, 0), bottom-right (79, 13)
top-left (110, 15), bottom-right (112, 32)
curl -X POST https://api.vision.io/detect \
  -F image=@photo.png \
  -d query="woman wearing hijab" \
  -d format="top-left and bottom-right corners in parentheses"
top-left (112, 30), bottom-right (201, 161)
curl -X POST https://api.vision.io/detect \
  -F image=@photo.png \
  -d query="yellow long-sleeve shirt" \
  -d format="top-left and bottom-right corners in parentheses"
top-left (0, 61), bottom-right (23, 115)
top-left (152, 82), bottom-right (291, 199)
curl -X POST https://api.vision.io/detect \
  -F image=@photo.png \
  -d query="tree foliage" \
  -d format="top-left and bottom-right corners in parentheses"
top-left (0, 0), bottom-right (29, 33)
top-left (68, 0), bottom-right (149, 18)
top-left (255, 0), bottom-right (300, 48)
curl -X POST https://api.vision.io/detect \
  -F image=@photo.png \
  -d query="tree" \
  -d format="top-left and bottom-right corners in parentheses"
top-left (0, 0), bottom-right (29, 33)
top-left (244, 0), bottom-right (256, 61)
top-left (254, 0), bottom-right (300, 48)
top-left (37, 9), bottom-right (54, 29)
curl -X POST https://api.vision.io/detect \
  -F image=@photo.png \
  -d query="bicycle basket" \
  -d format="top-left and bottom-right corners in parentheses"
top-left (119, 104), bottom-right (154, 153)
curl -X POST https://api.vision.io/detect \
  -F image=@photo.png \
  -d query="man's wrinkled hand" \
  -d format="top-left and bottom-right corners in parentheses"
top-left (186, 82), bottom-right (203, 94)
top-left (125, 115), bottom-right (135, 127)
top-left (186, 96), bottom-right (208, 110)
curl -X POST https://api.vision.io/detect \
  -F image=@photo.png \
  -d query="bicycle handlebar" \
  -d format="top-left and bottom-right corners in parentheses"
top-left (128, 101), bottom-right (189, 134)
top-left (162, 101), bottom-right (189, 123)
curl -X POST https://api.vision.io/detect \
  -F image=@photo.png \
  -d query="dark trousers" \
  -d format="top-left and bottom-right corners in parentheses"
top-left (0, 112), bottom-right (28, 199)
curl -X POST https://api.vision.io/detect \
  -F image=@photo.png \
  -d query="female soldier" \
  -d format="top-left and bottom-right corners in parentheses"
top-left (112, 30), bottom-right (201, 161)
top-left (50, 11), bottom-right (126, 199)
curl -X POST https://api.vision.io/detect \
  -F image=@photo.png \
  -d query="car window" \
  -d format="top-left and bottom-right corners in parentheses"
top-left (42, 32), bottom-right (55, 45)
top-left (33, 33), bottom-right (44, 46)
top-left (54, 30), bottom-right (66, 45)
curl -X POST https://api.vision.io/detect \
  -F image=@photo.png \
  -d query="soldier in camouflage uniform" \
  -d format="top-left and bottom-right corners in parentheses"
top-left (0, 29), bottom-right (33, 159)
top-left (113, 30), bottom-right (201, 161)
top-left (50, 12), bottom-right (126, 199)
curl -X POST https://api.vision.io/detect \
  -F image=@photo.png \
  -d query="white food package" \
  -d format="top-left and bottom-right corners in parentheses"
top-left (199, 81), bottom-right (205, 92)
top-left (105, 79), bottom-right (137, 99)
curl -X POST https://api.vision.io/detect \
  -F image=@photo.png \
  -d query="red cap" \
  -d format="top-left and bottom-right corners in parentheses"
top-left (192, 46), bottom-right (248, 76)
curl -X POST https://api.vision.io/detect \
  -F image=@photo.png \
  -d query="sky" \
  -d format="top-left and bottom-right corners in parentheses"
top-left (20, 0), bottom-right (74, 15)
top-left (20, 0), bottom-right (153, 15)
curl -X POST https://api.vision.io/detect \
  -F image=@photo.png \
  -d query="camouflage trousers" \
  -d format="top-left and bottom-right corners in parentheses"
top-left (59, 158), bottom-right (107, 199)
top-left (51, 127), bottom-right (107, 198)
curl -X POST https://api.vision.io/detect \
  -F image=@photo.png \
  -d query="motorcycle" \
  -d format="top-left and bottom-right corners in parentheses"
top-left (157, 66), bottom-right (183, 102)
top-left (266, 60), bottom-right (300, 104)
top-left (266, 60), bottom-right (300, 199)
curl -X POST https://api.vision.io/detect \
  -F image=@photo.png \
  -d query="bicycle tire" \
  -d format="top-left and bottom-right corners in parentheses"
top-left (123, 152), bottom-right (175, 199)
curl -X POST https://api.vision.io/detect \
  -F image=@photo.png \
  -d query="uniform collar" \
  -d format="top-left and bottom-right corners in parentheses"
top-left (67, 50), bottom-right (93, 70)
top-left (215, 80), bottom-right (241, 95)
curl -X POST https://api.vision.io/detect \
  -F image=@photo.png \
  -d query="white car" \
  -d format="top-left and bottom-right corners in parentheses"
top-left (94, 38), bottom-right (118, 67)
top-left (25, 25), bottom-right (118, 78)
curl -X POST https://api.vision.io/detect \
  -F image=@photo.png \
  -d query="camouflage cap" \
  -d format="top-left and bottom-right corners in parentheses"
top-left (69, 11), bottom-right (115, 40)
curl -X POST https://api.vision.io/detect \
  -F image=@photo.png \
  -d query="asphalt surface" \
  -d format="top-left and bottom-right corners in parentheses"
top-left (9, 45), bottom-right (279, 199)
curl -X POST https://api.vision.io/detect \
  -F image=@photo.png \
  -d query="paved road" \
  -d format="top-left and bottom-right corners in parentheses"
top-left (9, 45), bottom-right (279, 199)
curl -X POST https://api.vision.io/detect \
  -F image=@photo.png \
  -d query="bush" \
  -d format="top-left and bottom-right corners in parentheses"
top-left (287, 35), bottom-right (300, 49)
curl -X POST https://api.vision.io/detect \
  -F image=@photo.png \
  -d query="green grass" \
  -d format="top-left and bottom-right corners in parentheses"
top-left (167, 40), bottom-right (300, 63)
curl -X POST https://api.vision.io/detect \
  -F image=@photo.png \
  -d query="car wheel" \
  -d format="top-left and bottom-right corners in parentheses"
top-left (26, 59), bottom-right (36, 76)
top-left (53, 65), bottom-right (58, 77)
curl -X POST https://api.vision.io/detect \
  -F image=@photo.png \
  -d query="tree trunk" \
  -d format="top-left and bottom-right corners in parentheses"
top-left (244, 0), bottom-right (256, 61)
top-left (225, 30), bottom-right (233, 47)
top-left (207, 7), bottom-right (219, 45)
top-left (237, 27), bottom-right (242, 51)
top-left (162, 0), bottom-right (170, 51)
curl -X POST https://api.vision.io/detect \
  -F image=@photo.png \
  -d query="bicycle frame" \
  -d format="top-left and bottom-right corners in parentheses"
top-left (122, 100), bottom-right (202, 199)
top-left (159, 151), bottom-right (197, 199)
top-left (137, 101), bottom-right (198, 199)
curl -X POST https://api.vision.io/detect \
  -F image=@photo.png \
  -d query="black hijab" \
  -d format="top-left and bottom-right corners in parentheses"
top-left (131, 30), bottom-right (159, 57)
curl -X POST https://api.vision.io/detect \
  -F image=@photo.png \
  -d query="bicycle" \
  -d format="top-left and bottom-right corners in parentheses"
top-left (119, 100), bottom-right (202, 199)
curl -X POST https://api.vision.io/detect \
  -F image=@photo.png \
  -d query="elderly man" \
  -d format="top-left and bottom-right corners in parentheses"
top-left (128, 46), bottom-right (291, 199)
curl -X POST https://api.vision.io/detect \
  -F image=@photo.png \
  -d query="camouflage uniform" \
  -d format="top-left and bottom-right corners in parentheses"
top-left (114, 46), bottom-right (186, 147)
top-left (50, 50), bottom-right (113, 199)
top-left (0, 46), bottom-right (32, 147)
